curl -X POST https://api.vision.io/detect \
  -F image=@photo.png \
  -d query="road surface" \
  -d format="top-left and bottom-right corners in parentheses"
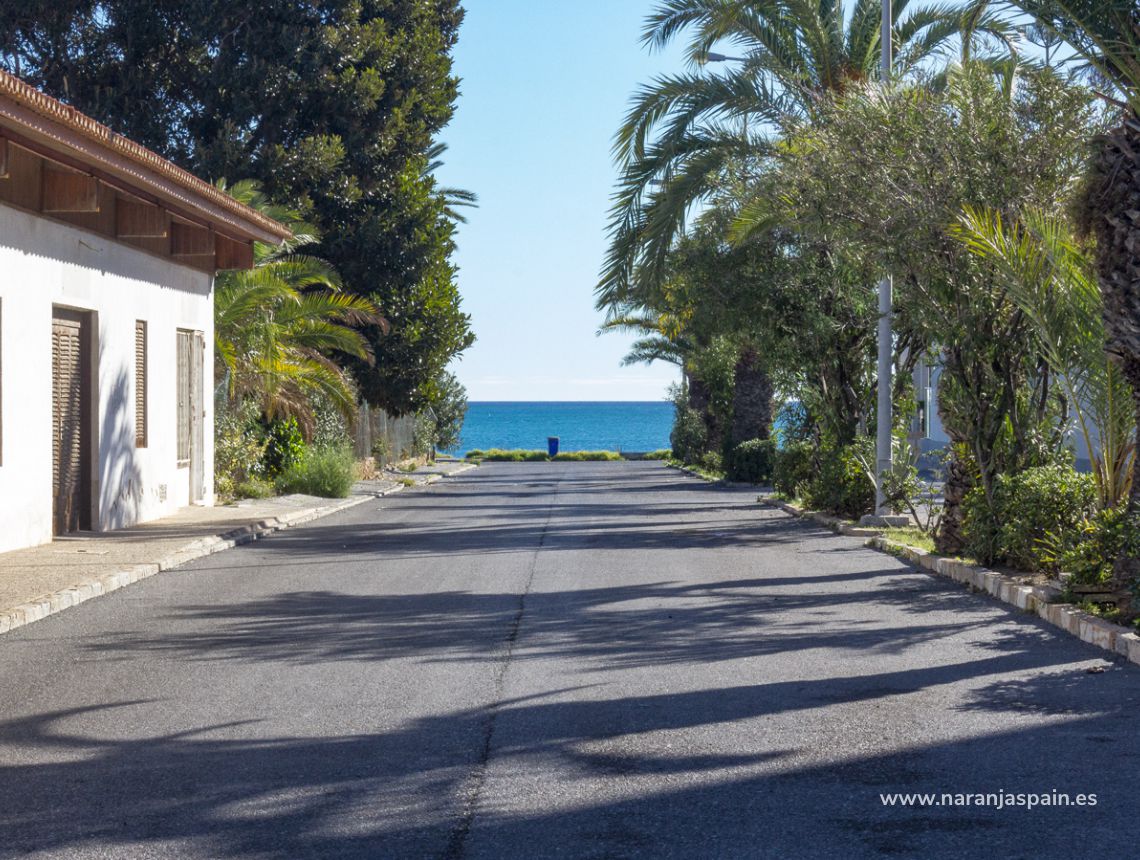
top-left (1, 461), bottom-right (1139, 858)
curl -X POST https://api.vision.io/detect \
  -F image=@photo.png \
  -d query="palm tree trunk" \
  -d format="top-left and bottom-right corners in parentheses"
top-left (1088, 120), bottom-right (1140, 596)
top-left (687, 372), bottom-right (723, 454)
top-left (936, 444), bottom-right (971, 555)
top-left (729, 346), bottom-right (773, 447)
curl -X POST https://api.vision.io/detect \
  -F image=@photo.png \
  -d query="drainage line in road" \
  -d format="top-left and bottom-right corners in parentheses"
top-left (443, 475), bottom-right (560, 860)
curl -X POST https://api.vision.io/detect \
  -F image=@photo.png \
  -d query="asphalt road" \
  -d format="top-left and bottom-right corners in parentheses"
top-left (2, 461), bottom-right (1139, 859)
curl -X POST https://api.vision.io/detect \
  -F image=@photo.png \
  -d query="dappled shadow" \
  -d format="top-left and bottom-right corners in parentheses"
top-left (85, 462), bottom-right (1067, 671)
top-left (958, 665), bottom-right (1133, 717)
top-left (4, 664), bottom-right (1140, 858)
top-left (8, 461), bottom-right (1140, 856)
top-left (85, 567), bottom-right (1063, 671)
top-left (212, 467), bottom-right (800, 562)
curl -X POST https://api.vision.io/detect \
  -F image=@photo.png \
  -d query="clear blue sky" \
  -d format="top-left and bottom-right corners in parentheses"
top-left (435, 1), bottom-right (687, 403)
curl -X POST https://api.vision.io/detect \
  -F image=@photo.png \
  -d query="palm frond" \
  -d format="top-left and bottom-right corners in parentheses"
top-left (1003, 0), bottom-right (1140, 112)
top-left (955, 204), bottom-right (1135, 506)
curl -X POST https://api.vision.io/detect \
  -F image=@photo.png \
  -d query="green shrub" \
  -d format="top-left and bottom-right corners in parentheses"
top-left (262, 417), bottom-right (306, 479)
top-left (371, 436), bottom-right (392, 465)
top-left (697, 451), bottom-right (724, 475)
top-left (1042, 505), bottom-right (1140, 585)
top-left (214, 402), bottom-right (267, 500)
top-left (552, 450), bottom-right (622, 461)
top-left (641, 449), bottom-right (672, 460)
top-left (413, 411), bottom-right (437, 456)
top-left (472, 449), bottom-right (549, 461)
top-left (960, 487), bottom-right (1003, 566)
top-left (725, 438), bottom-right (776, 484)
top-left (465, 449), bottom-right (484, 459)
top-left (234, 477), bottom-right (276, 500)
top-left (670, 405), bottom-right (708, 465)
top-left (962, 464), bottom-right (1098, 571)
top-left (802, 441), bottom-right (874, 520)
top-left (772, 440), bottom-right (814, 499)
top-left (311, 394), bottom-right (352, 449)
top-left (276, 444), bottom-right (356, 498)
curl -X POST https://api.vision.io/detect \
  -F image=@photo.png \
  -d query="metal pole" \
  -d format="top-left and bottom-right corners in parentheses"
top-left (874, 0), bottom-right (893, 516)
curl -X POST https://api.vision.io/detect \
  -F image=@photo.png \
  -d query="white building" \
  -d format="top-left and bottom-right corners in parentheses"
top-left (0, 72), bottom-right (290, 554)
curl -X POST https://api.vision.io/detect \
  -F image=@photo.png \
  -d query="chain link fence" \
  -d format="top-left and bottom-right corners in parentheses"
top-left (353, 403), bottom-right (420, 466)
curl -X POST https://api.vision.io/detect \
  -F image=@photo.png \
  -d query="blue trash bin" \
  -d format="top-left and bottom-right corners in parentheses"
top-left (547, 437), bottom-right (560, 457)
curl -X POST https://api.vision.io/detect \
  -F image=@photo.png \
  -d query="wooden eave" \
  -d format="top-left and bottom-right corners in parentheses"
top-left (0, 70), bottom-right (290, 273)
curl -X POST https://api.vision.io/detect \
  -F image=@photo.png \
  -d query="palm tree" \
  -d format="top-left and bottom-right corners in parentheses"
top-left (956, 205), bottom-right (1135, 510)
top-left (997, 0), bottom-right (1140, 587)
top-left (214, 180), bottom-right (382, 432)
top-left (601, 310), bottom-right (734, 453)
top-left (599, 1), bottom-right (1014, 457)
top-left (599, 0), bottom-right (1015, 311)
top-left (424, 142), bottom-right (479, 224)
top-left (601, 309), bottom-right (694, 368)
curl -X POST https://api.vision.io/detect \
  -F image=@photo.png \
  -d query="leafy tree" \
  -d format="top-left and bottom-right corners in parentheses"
top-left (955, 205), bottom-right (1135, 510)
top-left (426, 142), bottom-right (479, 224)
top-left (995, 0), bottom-right (1140, 589)
top-left (763, 64), bottom-right (1101, 550)
top-left (601, 310), bottom-right (694, 370)
top-left (425, 370), bottom-right (468, 452)
top-left (599, 0), bottom-right (1014, 310)
top-left (0, 0), bottom-right (474, 415)
top-left (600, 1), bottom-right (1011, 464)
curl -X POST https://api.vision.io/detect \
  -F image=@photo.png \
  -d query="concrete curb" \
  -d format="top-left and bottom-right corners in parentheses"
top-left (759, 496), bottom-right (883, 538)
top-left (867, 536), bottom-right (1140, 668)
top-left (758, 496), bottom-right (1140, 668)
top-left (382, 462), bottom-right (477, 486)
top-left (665, 462), bottom-right (750, 488)
top-left (0, 465), bottom-right (476, 638)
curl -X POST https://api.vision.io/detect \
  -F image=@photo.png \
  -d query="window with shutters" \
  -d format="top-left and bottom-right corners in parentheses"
top-left (177, 330), bottom-right (191, 463)
top-left (134, 321), bottom-right (147, 448)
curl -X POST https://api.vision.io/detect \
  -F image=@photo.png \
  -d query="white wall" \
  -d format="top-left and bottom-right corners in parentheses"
top-left (0, 204), bottom-right (214, 553)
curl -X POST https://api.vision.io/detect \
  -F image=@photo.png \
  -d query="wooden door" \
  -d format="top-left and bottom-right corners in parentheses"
top-left (178, 329), bottom-right (206, 503)
top-left (52, 309), bottom-right (90, 534)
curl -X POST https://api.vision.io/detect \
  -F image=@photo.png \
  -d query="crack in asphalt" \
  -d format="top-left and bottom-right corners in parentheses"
top-left (442, 473), bottom-right (561, 860)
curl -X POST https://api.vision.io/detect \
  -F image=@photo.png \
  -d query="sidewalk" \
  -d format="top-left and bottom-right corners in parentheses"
top-left (0, 460), bottom-right (475, 636)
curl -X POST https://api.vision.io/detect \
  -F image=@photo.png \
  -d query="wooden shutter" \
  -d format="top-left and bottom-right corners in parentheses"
top-left (134, 321), bottom-right (147, 448)
top-left (190, 332), bottom-right (206, 502)
top-left (177, 330), bottom-right (191, 462)
top-left (52, 313), bottom-right (85, 533)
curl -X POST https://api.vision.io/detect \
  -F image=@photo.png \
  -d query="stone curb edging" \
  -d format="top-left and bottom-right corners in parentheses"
top-left (0, 464), bottom-right (478, 639)
top-left (761, 497), bottom-right (882, 538)
top-left (758, 496), bottom-right (1140, 668)
top-left (869, 537), bottom-right (1140, 667)
top-left (666, 462), bottom-right (749, 488)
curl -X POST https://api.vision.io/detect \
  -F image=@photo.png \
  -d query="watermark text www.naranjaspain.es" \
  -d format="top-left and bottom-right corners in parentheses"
top-left (880, 790), bottom-right (1097, 810)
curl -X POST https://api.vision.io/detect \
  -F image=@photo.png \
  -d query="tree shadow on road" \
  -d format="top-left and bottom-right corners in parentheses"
top-left (3, 657), bottom-right (1140, 859)
top-left (80, 563), bottom-right (1049, 670)
top-left (10, 462), bottom-right (1140, 856)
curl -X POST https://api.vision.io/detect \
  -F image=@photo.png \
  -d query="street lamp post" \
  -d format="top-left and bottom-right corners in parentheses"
top-left (702, 52), bottom-right (748, 64)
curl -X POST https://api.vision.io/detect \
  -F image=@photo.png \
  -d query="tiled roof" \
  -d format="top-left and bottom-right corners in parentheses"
top-left (0, 69), bottom-right (290, 242)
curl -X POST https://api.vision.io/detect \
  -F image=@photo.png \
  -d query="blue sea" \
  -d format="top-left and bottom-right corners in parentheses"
top-left (451, 401), bottom-right (673, 455)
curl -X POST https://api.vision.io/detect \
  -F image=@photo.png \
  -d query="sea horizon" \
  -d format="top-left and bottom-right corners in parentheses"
top-left (452, 400), bottom-right (673, 455)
